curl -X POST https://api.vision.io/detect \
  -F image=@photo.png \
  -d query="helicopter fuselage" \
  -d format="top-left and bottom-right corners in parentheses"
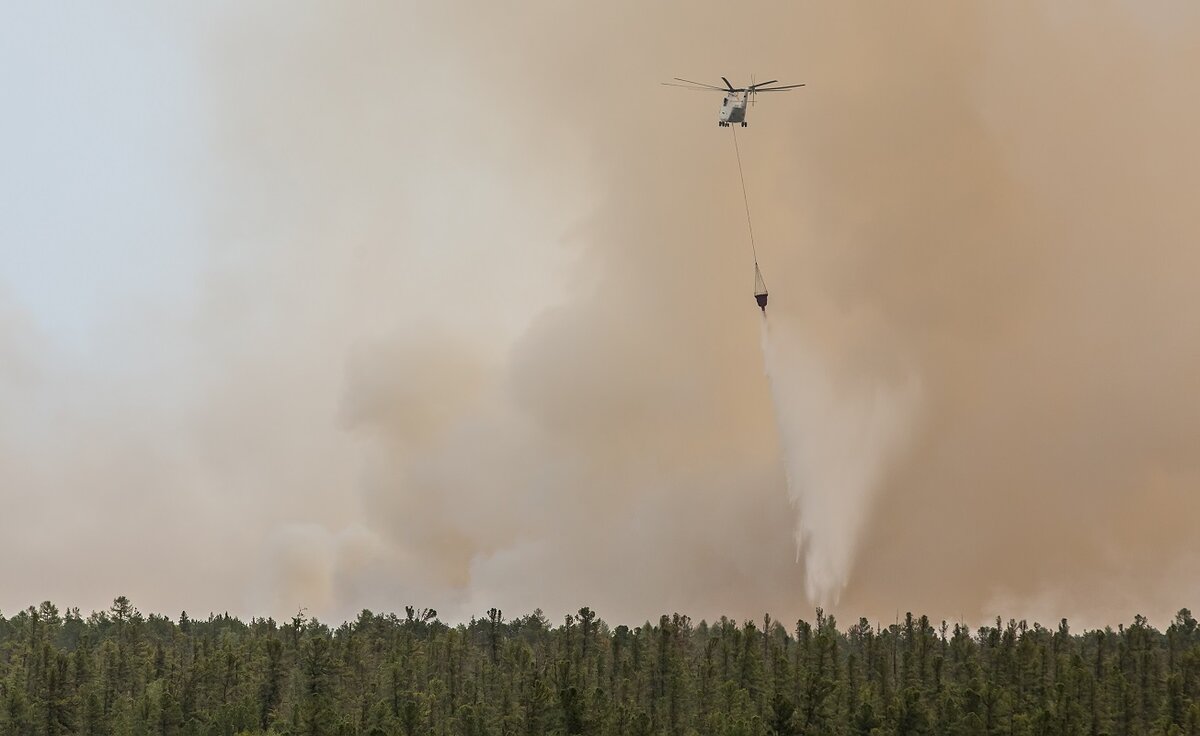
top-left (719, 92), bottom-right (749, 127)
top-left (663, 75), bottom-right (802, 126)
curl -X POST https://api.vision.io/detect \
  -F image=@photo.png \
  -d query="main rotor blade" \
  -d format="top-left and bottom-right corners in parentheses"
top-left (721, 76), bottom-right (736, 91)
top-left (661, 83), bottom-right (727, 91)
top-left (752, 84), bottom-right (806, 91)
top-left (672, 77), bottom-right (724, 90)
top-left (749, 79), bottom-right (778, 88)
top-left (672, 76), bottom-right (724, 90)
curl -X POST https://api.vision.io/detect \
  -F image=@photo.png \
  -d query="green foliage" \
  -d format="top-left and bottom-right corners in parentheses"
top-left (1, 600), bottom-right (1198, 736)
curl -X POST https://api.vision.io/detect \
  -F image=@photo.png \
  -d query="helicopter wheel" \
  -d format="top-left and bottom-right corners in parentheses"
top-left (741, 122), bottom-right (747, 127)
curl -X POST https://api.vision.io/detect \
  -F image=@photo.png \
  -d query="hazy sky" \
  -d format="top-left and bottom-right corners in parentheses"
top-left (2, 2), bottom-right (1197, 629)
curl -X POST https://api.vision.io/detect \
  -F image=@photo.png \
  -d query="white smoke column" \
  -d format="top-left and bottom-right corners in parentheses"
top-left (760, 311), bottom-right (921, 606)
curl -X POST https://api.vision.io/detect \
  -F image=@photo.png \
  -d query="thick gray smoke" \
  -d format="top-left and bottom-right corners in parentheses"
top-left (2, 2), bottom-right (1197, 628)
top-left (262, 1), bottom-right (1198, 626)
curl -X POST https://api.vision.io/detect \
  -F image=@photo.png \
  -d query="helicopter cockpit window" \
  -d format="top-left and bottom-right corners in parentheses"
top-left (722, 98), bottom-right (728, 106)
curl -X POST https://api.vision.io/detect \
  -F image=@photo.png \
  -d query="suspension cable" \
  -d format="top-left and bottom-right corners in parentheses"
top-left (731, 126), bottom-right (759, 265)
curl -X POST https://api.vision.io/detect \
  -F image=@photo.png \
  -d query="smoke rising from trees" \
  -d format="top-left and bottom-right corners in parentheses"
top-left (1, 2), bottom-right (1197, 627)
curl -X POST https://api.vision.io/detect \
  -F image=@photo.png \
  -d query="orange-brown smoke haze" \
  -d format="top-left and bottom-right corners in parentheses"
top-left (1, 1), bottom-right (1197, 629)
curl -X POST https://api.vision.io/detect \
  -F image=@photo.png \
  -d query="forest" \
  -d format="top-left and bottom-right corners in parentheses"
top-left (1, 598), bottom-right (1198, 736)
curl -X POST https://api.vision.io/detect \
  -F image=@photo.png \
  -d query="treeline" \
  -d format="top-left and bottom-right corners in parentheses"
top-left (1, 598), bottom-right (1198, 736)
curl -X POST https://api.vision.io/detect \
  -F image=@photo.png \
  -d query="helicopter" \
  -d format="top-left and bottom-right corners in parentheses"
top-left (662, 76), bottom-right (805, 127)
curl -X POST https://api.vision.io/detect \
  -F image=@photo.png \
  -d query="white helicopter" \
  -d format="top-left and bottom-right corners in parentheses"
top-left (663, 76), bottom-right (805, 127)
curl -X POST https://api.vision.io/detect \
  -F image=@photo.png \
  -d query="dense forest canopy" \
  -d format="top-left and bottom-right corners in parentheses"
top-left (1, 598), bottom-right (1198, 735)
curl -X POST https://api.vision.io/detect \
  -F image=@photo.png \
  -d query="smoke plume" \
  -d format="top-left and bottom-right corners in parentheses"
top-left (1, 2), bottom-right (1197, 628)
